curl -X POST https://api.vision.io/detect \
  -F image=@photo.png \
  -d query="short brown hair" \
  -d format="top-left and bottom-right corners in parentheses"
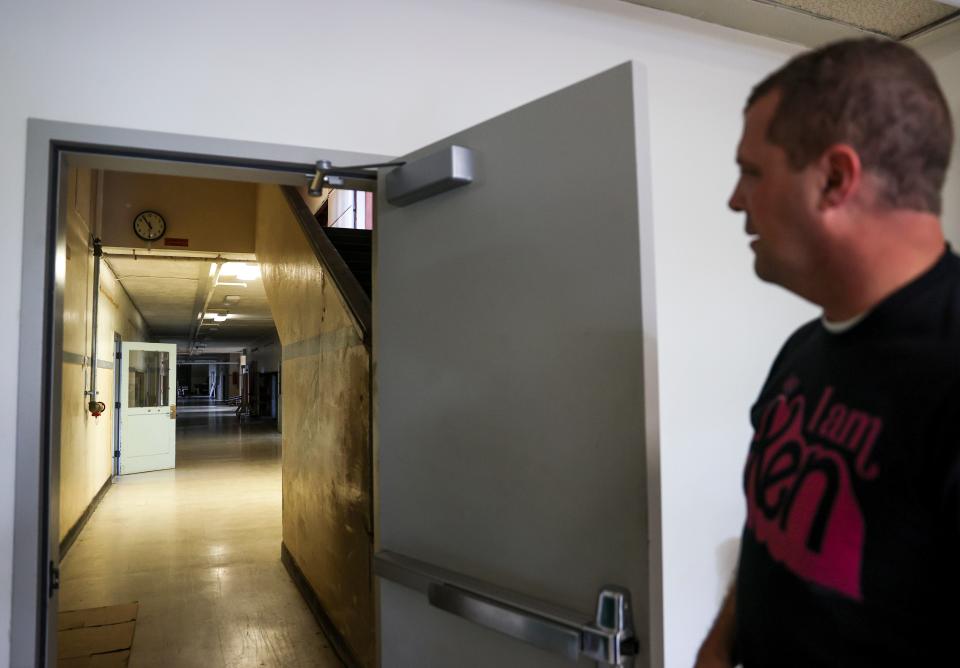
top-left (749, 38), bottom-right (953, 215)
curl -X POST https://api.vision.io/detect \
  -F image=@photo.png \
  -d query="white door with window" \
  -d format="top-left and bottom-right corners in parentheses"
top-left (375, 62), bottom-right (660, 667)
top-left (119, 342), bottom-right (177, 474)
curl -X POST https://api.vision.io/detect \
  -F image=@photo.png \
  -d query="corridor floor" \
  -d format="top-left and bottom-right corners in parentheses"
top-left (59, 406), bottom-right (343, 668)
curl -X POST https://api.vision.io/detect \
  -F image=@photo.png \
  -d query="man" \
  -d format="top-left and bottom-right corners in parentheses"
top-left (697, 39), bottom-right (956, 667)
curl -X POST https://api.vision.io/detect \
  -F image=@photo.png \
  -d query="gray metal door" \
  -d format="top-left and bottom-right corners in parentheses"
top-left (375, 63), bottom-right (661, 667)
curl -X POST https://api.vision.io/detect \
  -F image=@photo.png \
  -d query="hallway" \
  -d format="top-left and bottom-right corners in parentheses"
top-left (59, 407), bottom-right (342, 668)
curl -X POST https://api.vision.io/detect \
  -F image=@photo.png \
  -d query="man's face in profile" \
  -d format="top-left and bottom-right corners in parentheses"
top-left (729, 91), bottom-right (824, 293)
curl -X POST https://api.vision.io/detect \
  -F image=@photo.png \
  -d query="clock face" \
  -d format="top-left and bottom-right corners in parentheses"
top-left (133, 211), bottom-right (166, 241)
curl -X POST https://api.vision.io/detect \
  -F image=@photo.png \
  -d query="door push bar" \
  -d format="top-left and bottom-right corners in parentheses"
top-left (307, 145), bottom-right (475, 207)
top-left (374, 551), bottom-right (639, 666)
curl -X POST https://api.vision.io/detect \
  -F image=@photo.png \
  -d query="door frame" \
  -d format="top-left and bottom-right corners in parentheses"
top-left (12, 118), bottom-right (389, 668)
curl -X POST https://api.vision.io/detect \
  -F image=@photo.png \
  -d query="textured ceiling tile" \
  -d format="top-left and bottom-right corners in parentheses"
top-left (771, 0), bottom-right (957, 38)
top-left (107, 257), bottom-right (202, 280)
top-left (106, 257), bottom-right (275, 349)
top-left (620, 0), bottom-right (960, 46)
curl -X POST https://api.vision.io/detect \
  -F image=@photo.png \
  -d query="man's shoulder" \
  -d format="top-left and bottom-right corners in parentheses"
top-left (839, 249), bottom-right (960, 344)
top-left (782, 318), bottom-right (822, 353)
top-left (765, 319), bottom-right (822, 379)
top-left (907, 249), bottom-right (960, 340)
top-left (938, 250), bottom-right (960, 329)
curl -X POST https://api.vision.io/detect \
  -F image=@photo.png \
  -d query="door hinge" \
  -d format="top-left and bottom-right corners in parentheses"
top-left (48, 561), bottom-right (59, 597)
top-left (115, 402), bottom-right (121, 409)
top-left (116, 351), bottom-right (121, 359)
top-left (113, 450), bottom-right (120, 458)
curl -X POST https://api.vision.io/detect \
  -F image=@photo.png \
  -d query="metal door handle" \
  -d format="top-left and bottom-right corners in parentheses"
top-left (375, 551), bottom-right (639, 666)
top-left (428, 582), bottom-right (582, 659)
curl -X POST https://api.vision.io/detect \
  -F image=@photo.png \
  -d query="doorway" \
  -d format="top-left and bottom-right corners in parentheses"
top-left (11, 120), bottom-right (388, 668)
top-left (15, 64), bottom-right (666, 668)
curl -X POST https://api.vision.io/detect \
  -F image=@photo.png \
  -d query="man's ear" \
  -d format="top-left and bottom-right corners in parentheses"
top-left (818, 144), bottom-right (862, 210)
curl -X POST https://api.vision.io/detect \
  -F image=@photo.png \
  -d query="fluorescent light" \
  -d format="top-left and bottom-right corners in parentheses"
top-left (209, 263), bottom-right (217, 276)
top-left (220, 262), bottom-right (260, 281)
top-left (216, 281), bottom-right (247, 288)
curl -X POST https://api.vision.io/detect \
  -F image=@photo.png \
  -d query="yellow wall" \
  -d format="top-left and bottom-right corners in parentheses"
top-left (254, 185), bottom-right (374, 666)
top-left (100, 171), bottom-right (257, 254)
top-left (60, 167), bottom-right (149, 543)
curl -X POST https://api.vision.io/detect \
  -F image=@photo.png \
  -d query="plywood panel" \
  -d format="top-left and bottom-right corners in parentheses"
top-left (255, 184), bottom-right (373, 667)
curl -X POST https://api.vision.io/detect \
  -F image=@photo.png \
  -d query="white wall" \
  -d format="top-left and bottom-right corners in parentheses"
top-left (3, 1), bottom-right (954, 666)
top-left (932, 49), bottom-right (960, 243)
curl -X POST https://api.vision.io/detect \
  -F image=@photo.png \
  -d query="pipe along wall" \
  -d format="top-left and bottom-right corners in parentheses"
top-left (86, 239), bottom-right (105, 417)
top-left (60, 167), bottom-right (150, 545)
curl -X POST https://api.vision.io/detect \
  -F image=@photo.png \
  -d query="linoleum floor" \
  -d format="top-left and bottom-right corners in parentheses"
top-left (59, 406), bottom-right (343, 668)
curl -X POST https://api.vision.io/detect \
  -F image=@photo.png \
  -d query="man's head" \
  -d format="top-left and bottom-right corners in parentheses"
top-left (729, 38), bottom-right (953, 297)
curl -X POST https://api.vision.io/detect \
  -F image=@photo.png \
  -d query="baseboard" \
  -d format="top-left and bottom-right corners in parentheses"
top-left (281, 542), bottom-right (363, 668)
top-left (59, 475), bottom-right (112, 561)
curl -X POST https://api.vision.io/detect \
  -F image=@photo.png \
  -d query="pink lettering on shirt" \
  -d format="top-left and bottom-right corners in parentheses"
top-left (744, 380), bottom-right (882, 600)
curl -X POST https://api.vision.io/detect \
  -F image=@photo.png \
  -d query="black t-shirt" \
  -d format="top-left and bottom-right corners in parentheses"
top-left (735, 248), bottom-right (960, 667)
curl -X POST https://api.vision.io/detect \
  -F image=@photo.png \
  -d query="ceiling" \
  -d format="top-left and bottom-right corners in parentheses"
top-left (770, 0), bottom-right (957, 39)
top-left (624, 0), bottom-right (960, 47)
top-left (104, 251), bottom-right (277, 355)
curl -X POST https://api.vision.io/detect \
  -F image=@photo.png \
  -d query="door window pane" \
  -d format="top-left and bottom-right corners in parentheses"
top-left (128, 350), bottom-right (170, 408)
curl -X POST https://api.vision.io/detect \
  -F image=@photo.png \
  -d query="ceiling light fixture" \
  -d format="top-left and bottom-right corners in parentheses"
top-left (220, 262), bottom-right (261, 281)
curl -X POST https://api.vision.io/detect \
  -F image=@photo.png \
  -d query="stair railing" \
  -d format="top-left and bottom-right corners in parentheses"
top-left (280, 185), bottom-right (371, 348)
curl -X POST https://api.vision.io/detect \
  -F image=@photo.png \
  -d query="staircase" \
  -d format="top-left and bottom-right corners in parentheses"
top-left (321, 228), bottom-right (372, 298)
top-left (281, 186), bottom-right (371, 345)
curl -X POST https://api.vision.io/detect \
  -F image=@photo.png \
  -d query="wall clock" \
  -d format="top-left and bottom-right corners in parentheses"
top-left (133, 210), bottom-right (166, 241)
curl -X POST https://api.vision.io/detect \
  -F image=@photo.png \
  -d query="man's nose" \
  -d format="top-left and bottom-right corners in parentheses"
top-left (728, 183), bottom-right (745, 213)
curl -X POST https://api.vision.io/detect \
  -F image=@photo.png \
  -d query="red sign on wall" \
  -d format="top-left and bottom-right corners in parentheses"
top-left (164, 238), bottom-right (189, 247)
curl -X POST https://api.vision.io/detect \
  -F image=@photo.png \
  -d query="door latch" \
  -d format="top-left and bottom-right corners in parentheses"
top-left (582, 587), bottom-right (639, 667)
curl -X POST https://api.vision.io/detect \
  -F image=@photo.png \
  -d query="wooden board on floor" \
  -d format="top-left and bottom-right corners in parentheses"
top-left (58, 650), bottom-right (131, 668)
top-left (58, 603), bottom-right (138, 667)
top-left (58, 603), bottom-right (138, 631)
